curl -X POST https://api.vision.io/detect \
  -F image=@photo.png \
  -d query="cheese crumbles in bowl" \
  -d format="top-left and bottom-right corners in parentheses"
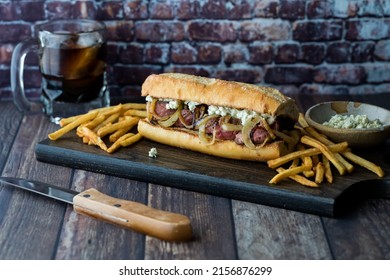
top-left (305, 101), bottom-right (390, 148)
top-left (323, 114), bottom-right (383, 129)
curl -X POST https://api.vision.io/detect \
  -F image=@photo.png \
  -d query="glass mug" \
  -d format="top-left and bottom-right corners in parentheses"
top-left (11, 19), bottom-right (110, 123)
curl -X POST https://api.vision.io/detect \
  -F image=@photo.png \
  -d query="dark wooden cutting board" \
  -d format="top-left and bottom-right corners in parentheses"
top-left (35, 133), bottom-right (390, 217)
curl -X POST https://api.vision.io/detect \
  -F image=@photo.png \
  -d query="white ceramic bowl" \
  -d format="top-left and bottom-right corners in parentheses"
top-left (305, 101), bottom-right (390, 148)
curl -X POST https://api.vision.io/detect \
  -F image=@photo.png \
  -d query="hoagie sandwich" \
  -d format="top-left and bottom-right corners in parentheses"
top-left (138, 73), bottom-right (300, 161)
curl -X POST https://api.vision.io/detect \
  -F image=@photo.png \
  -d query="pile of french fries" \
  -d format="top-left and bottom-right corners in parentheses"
top-left (48, 103), bottom-right (147, 153)
top-left (267, 113), bottom-right (385, 187)
top-left (48, 105), bottom-right (385, 188)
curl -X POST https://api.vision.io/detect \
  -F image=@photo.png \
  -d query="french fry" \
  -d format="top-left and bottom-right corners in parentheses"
top-left (93, 112), bottom-right (120, 132)
top-left (270, 165), bottom-right (312, 184)
top-left (89, 103), bottom-right (146, 115)
top-left (311, 154), bottom-right (320, 167)
top-left (83, 114), bottom-right (106, 129)
top-left (258, 116), bottom-right (276, 139)
top-left (298, 113), bottom-right (309, 127)
top-left (322, 155), bottom-right (333, 183)
top-left (48, 103), bottom-right (147, 154)
top-left (124, 109), bottom-right (147, 118)
top-left (59, 114), bottom-right (85, 127)
top-left (294, 125), bottom-right (309, 136)
top-left (91, 103), bottom-right (123, 116)
top-left (77, 126), bottom-right (107, 151)
top-left (122, 103), bottom-right (147, 111)
top-left (304, 124), bottom-right (384, 177)
top-left (342, 150), bottom-right (385, 177)
top-left (48, 111), bottom-right (99, 140)
top-left (266, 112), bottom-right (386, 187)
top-left (304, 126), bottom-right (354, 173)
top-left (107, 133), bottom-right (135, 153)
top-left (267, 142), bottom-right (348, 169)
top-left (109, 127), bottom-right (132, 143)
top-left (301, 136), bottom-right (346, 175)
top-left (297, 144), bottom-right (314, 177)
top-left (289, 158), bottom-right (300, 168)
top-left (119, 132), bottom-right (143, 147)
top-left (97, 117), bottom-right (139, 138)
top-left (315, 162), bottom-right (325, 184)
top-left (276, 167), bottom-right (318, 187)
top-left (273, 129), bottom-right (298, 145)
top-left (303, 126), bottom-right (328, 141)
top-left (102, 104), bottom-right (124, 116)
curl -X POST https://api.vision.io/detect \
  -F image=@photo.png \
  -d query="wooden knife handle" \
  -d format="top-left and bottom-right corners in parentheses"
top-left (73, 188), bottom-right (192, 242)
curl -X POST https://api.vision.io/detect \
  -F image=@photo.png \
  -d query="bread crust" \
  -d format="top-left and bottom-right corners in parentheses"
top-left (141, 73), bottom-right (299, 120)
top-left (138, 119), bottom-right (293, 162)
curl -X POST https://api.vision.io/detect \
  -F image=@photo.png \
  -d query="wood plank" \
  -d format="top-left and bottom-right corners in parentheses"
top-left (145, 185), bottom-right (237, 259)
top-left (232, 201), bottom-right (332, 259)
top-left (0, 103), bottom-right (22, 229)
top-left (54, 172), bottom-right (147, 259)
top-left (0, 114), bottom-right (73, 259)
top-left (35, 132), bottom-right (390, 217)
top-left (323, 197), bottom-right (390, 259)
top-left (0, 102), bottom-right (23, 172)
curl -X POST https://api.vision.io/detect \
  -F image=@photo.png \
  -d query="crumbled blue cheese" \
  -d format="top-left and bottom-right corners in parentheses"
top-left (161, 99), bottom-right (200, 111)
top-left (323, 114), bottom-right (383, 129)
top-left (148, 147), bottom-right (158, 158)
top-left (164, 99), bottom-right (179, 110)
top-left (145, 96), bottom-right (180, 110)
top-left (208, 105), bottom-right (274, 125)
top-left (185, 100), bottom-right (200, 111)
top-left (145, 96), bottom-right (274, 125)
top-left (145, 96), bottom-right (153, 102)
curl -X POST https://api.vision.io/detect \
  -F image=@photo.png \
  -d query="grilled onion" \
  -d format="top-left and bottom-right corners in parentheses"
top-left (220, 116), bottom-right (243, 131)
top-left (150, 99), bottom-right (179, 122)
top-left (259, 116), bottom-right (276, 140)
top-left (198, 114), bottom-right (218, 145)
top-left (259, 136), bottom-right (270, 148)
top-left (157, 107), bottom-right (181, 128)
top-left (147, 98), bottom-right (157, 121)
top-left (193, 105), bottom-right (207, 128)
top-left (241, 116), bottom-right (262, 149)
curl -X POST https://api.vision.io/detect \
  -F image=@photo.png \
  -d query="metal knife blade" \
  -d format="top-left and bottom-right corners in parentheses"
top-left (0, 177), bottom-right (77, 204)
top-left (0, 177), bottom-right (192, 242)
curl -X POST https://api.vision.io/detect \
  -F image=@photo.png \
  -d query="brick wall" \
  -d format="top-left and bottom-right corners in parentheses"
top-left (1, 0), bottom-right (390, 102)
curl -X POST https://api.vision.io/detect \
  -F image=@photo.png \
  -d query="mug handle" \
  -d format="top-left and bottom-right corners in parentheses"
top-left (11, 39), bottom-right (40, 112)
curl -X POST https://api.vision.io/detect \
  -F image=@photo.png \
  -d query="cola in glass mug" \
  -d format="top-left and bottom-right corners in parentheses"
top-left (11, 19), bottom-right (110, 123)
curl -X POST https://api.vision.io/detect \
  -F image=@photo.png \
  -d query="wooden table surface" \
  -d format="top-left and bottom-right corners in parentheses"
top-left (0, 93), bottom-right (389, 260)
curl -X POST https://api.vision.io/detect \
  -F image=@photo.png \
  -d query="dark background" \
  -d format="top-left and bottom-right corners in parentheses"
top-left (1, 0), bottom-right (389, 103)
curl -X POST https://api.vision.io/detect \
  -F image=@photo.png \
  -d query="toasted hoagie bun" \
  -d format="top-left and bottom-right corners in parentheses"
top-left (139, 73), bottom-right (300, 161)
top-left (138, 119), bottom-right (293, 161)
top-left (142, 73), bottom-right (299, 120)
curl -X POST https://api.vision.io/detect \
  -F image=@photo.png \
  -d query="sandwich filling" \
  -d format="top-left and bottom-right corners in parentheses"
top-left (145, 96), bottom-right (296, 149)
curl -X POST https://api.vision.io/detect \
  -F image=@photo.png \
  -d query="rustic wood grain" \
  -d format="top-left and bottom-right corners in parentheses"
top-left (232, 201), bottom-right (332, 259)
top-left (0, 103), bottom-right (22, 229)
top-left (145, 184), bottom-right (237, 259)
top-left (0, 102), bottom-right (22, 172)
top-left (323, 197), bottom-right (390, 259)
top-left (55, 172), bottom-right (148, 259)
top-left (0, 112), bottom-right (72, 259)
top-left (35, 132), bottom-right (389, 217)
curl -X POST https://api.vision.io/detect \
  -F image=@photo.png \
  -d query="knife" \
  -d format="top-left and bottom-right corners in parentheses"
top-left (0, 177), bottom-right (192, 242)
